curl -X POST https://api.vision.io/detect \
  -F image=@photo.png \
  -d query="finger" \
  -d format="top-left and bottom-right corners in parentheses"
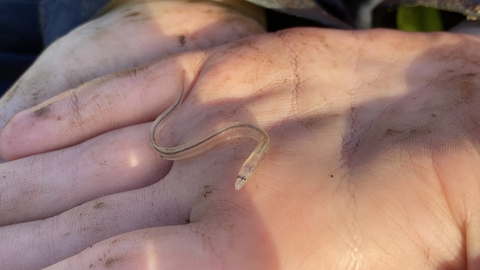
top-left (0, 123), bottom-right (171, 226)
top-left (0, 1), bottom-right (264, 131)
top-left (0, 52), bottom-right (204, 161)
top-left (44, 195), bottom-right (275, 270)
top-left (0, 137), bottom-right (256, 269)
top-left (0, 189), bottom-right (189, 270)
top-left (45, 226), bottom-right (218, 270)
top-left (0, 29), bottom-right (288, 162)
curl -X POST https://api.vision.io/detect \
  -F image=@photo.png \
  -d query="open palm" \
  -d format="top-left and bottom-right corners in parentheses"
top-left (0, 24), bottom-right (479, 269)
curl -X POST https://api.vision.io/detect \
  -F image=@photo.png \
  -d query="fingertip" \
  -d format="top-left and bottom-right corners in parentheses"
top-left (0, 109), bottom-right (55, 161)
top-left (0, 111), bottom-right (29, 160)
top-left (0, 113), bottom-right (19, 160)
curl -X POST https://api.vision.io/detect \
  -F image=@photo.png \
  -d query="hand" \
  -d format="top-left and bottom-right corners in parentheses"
top-left (1, 28), bottom-right (480, 269)
top-left (0, 0), bottom-right (264, 132)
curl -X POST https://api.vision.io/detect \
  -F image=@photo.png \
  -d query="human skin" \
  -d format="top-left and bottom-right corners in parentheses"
top-left (0, 0), bottom-right (264, 131)
top-left (0, 26), bottom-right (480, 269)
top-left (1, 3), bottom-right (480, 270)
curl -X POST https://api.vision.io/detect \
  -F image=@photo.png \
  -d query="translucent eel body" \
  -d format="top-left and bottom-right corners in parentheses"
top-left (149, 87), bottom-right (269, 190)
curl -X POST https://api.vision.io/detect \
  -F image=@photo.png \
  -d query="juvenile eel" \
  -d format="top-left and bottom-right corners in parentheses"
top-left (149, 87), bottom-right (269, 190)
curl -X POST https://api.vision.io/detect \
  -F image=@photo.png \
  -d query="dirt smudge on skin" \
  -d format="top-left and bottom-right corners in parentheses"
top-left (385, 128), bottom-right (403, 136)
top-left (456, 73), bottom-right (476, 102)
top-left (104, 257), bottom-right (122, 268)
top-left (123, 11), bottom-right (141, 18)
top-left (431, 71), bottom-right (479, 106)
top-left (33, 103), bottom-right (53, 117)
top-left (390, 127), bottom-right (434, 143)
top-left (179, 35), bottom-right (186, 46)
top-left (93, 202), bottom-right (105, 210)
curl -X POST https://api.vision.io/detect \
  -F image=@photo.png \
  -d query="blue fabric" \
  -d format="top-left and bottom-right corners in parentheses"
top-left (0, 0), bottom-right (111, 95)
top-left (0, 0), bottom-right (42, 53)
top-left (40, 0), bottom-right (111, 45)
top-left (0, 0), bottom-right (42, 94)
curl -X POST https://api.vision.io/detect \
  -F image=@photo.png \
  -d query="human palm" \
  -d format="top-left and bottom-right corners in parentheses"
top-left (0, 9), bottom-right (479, 270)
